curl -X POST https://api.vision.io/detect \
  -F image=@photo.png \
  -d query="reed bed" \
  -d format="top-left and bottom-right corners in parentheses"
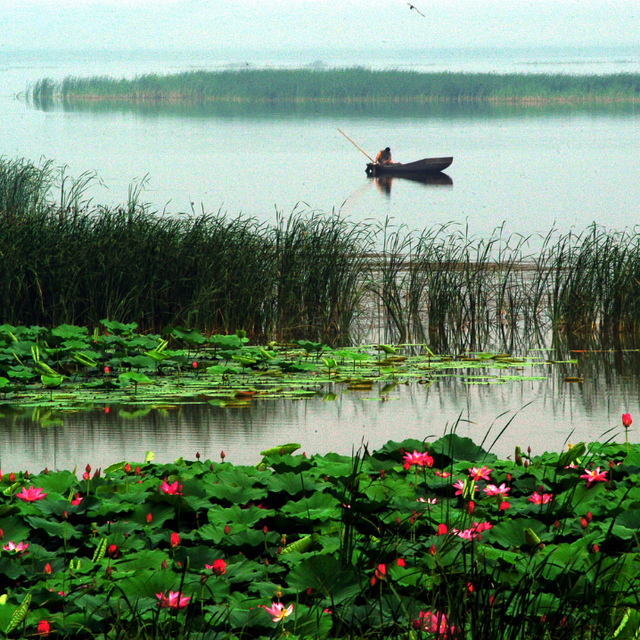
top-left (29, 69), bottom-right (640, 106)
top-left (4, 156), bottom-right (640, 347)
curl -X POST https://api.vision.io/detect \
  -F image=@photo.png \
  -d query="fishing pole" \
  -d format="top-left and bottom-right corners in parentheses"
top-left (337, 128), bottom-right (376, 163)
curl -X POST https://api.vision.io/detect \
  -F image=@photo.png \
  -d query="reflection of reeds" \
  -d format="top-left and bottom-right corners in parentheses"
top-left (28, 69), bottom-right (640, 105)
top-left (4, 156), bottom-right (640, 346)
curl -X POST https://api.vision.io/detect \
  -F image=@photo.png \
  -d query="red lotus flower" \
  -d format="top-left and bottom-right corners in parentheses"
top-left (499, 501), bottom-right (510, 511)
top-left (71, 493), bottom-right (82, 505)
top-left (37, 620), bottom-right (50, 637)
top-left (160, 479), bottom-right (182, 495)
top-left (206, 558), bottom-right (227, 575)
top-left (146, 513), bottom-right (153, 524)
top-left (263, 601), bottom-right (293, 623)
top-left (44, 562), bottom-right (52, 574)
top-left (156, 591), bottom-right (190, 609)
top-left (403, 450), bottom-right (434, 468)
top-left (437, 523), bottom-right (448, 536)
top-left (580, 467), bottom-right (608, 488)
top-left (170, 532), bottom-right (180, 548)
top-left (623, 413), bottom-right (632, 428)
top-left (15, 486), bottom-right (47, 502)
top-left (397, 557), bottom-right (405, 567)
top-left (374, 563), bottom-right (386, 580)
top-left (107, 544), bottom-right (119, 558)
top-left (414, 611), bottom-right (455, 637)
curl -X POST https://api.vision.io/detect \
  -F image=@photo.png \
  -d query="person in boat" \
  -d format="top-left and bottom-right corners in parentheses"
top-left (375, 147), bottom-right (393, 165)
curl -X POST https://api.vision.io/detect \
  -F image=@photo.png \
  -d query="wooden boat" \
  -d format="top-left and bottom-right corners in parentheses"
top-left (366, 156), bottom-right (453, 177)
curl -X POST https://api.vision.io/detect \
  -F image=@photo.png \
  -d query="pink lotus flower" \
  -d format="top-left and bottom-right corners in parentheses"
top-left (16, 486), bottom-right (47, 502)
top-left (528, 491), bottom-right (553, 505)
top-left (483, 483), bottom-right (510, 497)
top-left (206, 558), bottom-right (227, 575)
top-left (580, 467), bottom-right (608, 488)
top-left (453, 522), bottom-right (493, 540)
top-left (623, 413), bottom-right (632, 428)
top-left (413, 610), bottom-right (455, 637)
top-left (468, 466), bottom-right (492, 481)
top-left (71, 493), bottom-right (82, 505)
top-left (403, 450), bottom-right (433, 468)
top-left (453, 480), bottom-right (479, 496)
top-left (160, 479), bottom-right (182, 495)
top-left (156, 591), bottom-right (190, 609)
top-left (263, 601), bottom-right (294, 623)
top-left (3, 541), bottom-right (29, 554)
top-left (435, 469), bottom-right (451, 478)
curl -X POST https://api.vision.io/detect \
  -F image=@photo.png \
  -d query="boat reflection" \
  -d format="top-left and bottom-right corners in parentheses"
top-left (372, 172), bottom-right (453, 195)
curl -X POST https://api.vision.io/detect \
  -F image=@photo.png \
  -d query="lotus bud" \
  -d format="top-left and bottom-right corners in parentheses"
top-left (9, 472), bottom-right (15, 482)
top-left (263, 525), bottom-right (268, 535)
top-left (220, 451), bottom-right (226, 460)
top-left (580, 517), bottom-right (588, 529)
top-left (86, 464), bottom-right (91, 473)
top-left (146, 513), bottom-right (152, 524)
top-left (586, 511), bottom-right (592, 522)
top-left (429, 544), bottom-right (437, 556)
top-left (524, 527), bottom-right (541, 549)
top-left (124, 463), bottom-right (131, 473)
top-left (44, 563), bottom-right (52, 574)
top-left (24, 471), bottom-right (29, 478)
top-left (467, 501), bottom-right (475, 515)
top-left (196, 452), bottom-right (200, 460)
top-left (44, 467), bottom-right (49, 475)
top-left (224, 524), bottom-right (230, 535)
top-left (161, 559), bottom-right (167, 569)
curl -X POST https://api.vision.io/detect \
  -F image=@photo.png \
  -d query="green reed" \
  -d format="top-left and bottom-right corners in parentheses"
top-left (5, 157), bottom-right (640, 346)
top-left (29, 69), bottom-right (640, 105)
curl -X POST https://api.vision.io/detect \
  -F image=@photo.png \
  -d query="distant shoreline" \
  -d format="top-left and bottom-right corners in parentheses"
top-left (29, 68), bottom-right (640, 107)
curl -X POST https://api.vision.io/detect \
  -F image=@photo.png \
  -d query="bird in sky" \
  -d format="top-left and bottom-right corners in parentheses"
top-left (407, 2), bottom-right (426, 17)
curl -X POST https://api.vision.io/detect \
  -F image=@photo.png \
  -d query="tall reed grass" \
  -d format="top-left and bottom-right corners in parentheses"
top-left (29, 69), bottom-right (640, 105)
top-left (3, 156), bottom-right (640, 347)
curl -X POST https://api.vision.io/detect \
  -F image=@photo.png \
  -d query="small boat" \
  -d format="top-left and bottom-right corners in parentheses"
top-left (366, 156), bottom-right (453, 177)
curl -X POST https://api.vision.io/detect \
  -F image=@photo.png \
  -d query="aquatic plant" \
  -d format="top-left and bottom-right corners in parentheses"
top-left (29, 68), bottom-right (640, 106)
top-left (0, 434), bottom-right (639, 638)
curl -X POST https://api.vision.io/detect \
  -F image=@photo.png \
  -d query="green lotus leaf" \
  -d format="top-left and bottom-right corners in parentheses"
top-left (287, 554), bottom-right (360, 603)
top-left (489, 518), bottom-right (548, 549)
top-left (279, 492), bottom-right (341, 522)
top-left (265, 472), bottom-right (322, 496)
top-left (0, 517), bottom-right (30, 543)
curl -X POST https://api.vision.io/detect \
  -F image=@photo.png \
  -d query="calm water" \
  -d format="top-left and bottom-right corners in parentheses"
top-left (2, 46), bottom-right (640, 470)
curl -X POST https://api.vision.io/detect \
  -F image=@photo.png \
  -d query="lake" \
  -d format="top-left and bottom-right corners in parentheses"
top-left (1, 46), bottom-right (640, 471)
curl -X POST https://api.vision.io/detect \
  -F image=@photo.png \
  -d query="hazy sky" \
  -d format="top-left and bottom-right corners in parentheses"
top-left (2, 0), bottom-right (639, 54)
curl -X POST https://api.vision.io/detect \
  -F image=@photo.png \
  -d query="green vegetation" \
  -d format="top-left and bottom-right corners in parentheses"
top-left (4, 156), bottom-right (640, 345)
top-left (0, 320), bottom-right (562, 425)
top-left (29, 68), bottom-right (640, 107)
top-left (1, 434), bottom-right (640, 639)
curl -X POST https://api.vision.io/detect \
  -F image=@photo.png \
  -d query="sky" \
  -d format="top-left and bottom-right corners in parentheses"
top-left (2, 0), bottom-right (639, 55)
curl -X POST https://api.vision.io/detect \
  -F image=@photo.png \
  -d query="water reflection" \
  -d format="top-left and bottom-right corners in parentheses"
top-left (372, 172), bottom-right (453, 195)
top-left (1, 348), bottom-right (638, 473)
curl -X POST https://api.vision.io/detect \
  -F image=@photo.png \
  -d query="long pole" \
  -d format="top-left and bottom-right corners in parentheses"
top-left (338, 128), bottom-right (375, 163)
